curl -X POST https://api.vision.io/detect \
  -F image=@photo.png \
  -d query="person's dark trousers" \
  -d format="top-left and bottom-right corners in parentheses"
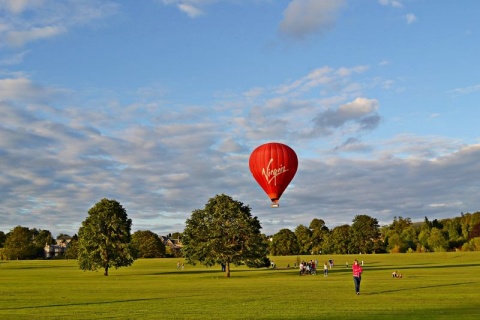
top-left (353, 276), bottom-right (361, 294)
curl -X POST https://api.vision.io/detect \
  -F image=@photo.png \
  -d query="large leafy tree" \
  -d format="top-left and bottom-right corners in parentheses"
top-left (309, 218), bottom-right (329, 254)
top-left (182, 194), bottom-right (269, 277)
top-left (349, 214), bottom-right (380, 254)
top-left (78, 198), bottom-right (135, 276)
top-left (294, 225), bottom-right (312, 254)
top-left (3, 226), bottom-right (37, 260)
top-left (131, 230), bottom-right (166, 258)
top-left (271, 228), bottom-right (299, 256)
top-left (327, 225), bottom-right (351, 254)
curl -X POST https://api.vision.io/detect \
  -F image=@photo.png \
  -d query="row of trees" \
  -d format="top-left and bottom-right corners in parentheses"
top-left (1, 195), bottom-right (480, 277)
top-left (270, 212), bottom-right (480, 256)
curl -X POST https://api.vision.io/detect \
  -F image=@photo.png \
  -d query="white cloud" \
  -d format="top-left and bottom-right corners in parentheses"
top-left (158, 0), bottom-right (220, 18)
top-left (449, 83), bottom-right (480, 95)
top-left (0, 50), bottom-right (29, 65)
top-left (405, 13), bottom-right (417, 24)
top-left (279, 0), bottom-right (345, 40)
top-left (378, 0), bottom-right (403, 8)
top-left (0, 0), bottom-right (119, 48)
top-left (0, 0), bottom-right (44, 14)
top-left (6, 26), bottom-right (66, 47)
top-left (312, 97), bottom-right (380, 135)
top-left (178, 3), bottom-right (204, 17)
top-left (0, 77), bottom-right (53, 102)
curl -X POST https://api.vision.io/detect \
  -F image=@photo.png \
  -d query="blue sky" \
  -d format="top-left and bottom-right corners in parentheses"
top-left (1, 0), bottom-right (480, 237)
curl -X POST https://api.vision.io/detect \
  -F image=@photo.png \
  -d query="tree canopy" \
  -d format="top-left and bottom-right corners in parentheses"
top-left (77, 198), bottom-right (135, 276)
top-left (2, 226), bottom-right (53, 260)
top-left (131, 230), bottom-right (166, 258)
top-left (182, 194), bottom-right (269, 277)
top-left (270, 228), bottom-right (299, 256)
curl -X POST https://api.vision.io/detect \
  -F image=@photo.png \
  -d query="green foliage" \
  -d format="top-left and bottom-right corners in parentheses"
top-left (294, 225), bottom-right (312, 254)
top-left (64, 235), bottom-right (79, 260)
top-left (0, 230), bottom-right (6, 247)
top-left (427, 228), bottom-right (448, 252)
top-left (461, 237), bottom-right (480, 251)
top-left (77, 198), bottom-right (135, 275)
top-left (271, 228), bottom-right (299, 256)
top-left (2, 226), bottom-right (52, 260)
top-left (131, 230), bottom-right (166, 258)
top-left (325, 224), bottom-right (350, 254)
top-left (182, 194), bottom-right (269, 277)
top-left (309, 218), bottom-right (329, 254)
top-left (3, 226), bottom-right (37, 260)
top-left (349, 214), bottom-right (380, 254)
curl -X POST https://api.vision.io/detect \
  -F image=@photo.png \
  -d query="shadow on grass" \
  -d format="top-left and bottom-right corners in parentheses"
top-left (366, 281), bottom-right (474, 295)
top-left (364, 263), bottom-right (480, 273)
top-left (0, 297), bottom-right (167, 311)
top-left (150, 267), bottom-right (292, 276)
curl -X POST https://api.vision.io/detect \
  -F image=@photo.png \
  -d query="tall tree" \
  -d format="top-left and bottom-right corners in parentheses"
top-left (0, 230), bottom-right (6, 248)
top-left (131, 230), bottom-right (166, 258)
top-left (3, 226), bottom-right (36, 260)
top-left (271, 228), bottom-right (299, 256)
top-left (309, 218), bottom-right (329, 254)
top-left (182, 194), bottom-right (269, 277)
top-left (77, 198), bottom-right (135, 276)
top-left (329, 225), bottom-right (351, 254)
top-left (349, 215), bottom-right (380, 254)
top-left (294, 225), bottom-right (312, 254)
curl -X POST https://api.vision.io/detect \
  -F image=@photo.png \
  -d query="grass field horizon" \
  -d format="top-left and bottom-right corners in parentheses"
top-left (1, 252), bottom-right (479, 319)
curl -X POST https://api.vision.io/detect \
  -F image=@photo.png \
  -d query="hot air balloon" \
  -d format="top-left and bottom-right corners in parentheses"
top-left (249, 142), bottom-right (298, 207)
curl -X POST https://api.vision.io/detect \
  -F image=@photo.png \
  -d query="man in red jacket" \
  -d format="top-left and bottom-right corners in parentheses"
top-left (352, 259), bottom-right (363, 295)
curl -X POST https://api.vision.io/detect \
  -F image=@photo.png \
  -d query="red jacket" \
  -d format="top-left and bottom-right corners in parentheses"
top-left (352, 263), bottom-right (363, 277)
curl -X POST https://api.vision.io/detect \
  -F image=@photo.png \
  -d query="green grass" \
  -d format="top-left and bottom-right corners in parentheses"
top-left (0, 252), bottom-right (479, 319)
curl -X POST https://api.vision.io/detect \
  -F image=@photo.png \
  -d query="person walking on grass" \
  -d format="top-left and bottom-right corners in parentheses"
top-left (352, 259), bottom-right (363, 295)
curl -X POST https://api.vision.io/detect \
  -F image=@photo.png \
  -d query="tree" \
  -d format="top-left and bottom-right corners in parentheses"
top-left (77, 198), bottom-right (135, 276)
top-left (131, 230), bottom-right (166, 258)
top-left (182, 194), bottom-right (269, 277)
top-left (31, 228), bottom-right (54, 258)
top-left (65, 234), bottom-right (79, 260)
top-left (3, 226), bottom-right (37, 260)
top-left (350, 215), bottom-right (380, 254)
top-left (309, 218), bottom-right (329, 254)
top-left (427, 227), bottom-right (448, 252)
top-left (328, 225), bottom-right (351, 254)
top-left (0, 230), bottom-right (6, 248)
top-left (271, 228), bottom-right (299, 256)
top-left (294, 225), bottom-right (312, 254)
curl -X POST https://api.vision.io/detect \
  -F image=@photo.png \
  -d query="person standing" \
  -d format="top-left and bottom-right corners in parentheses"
top-left (352, 259), bottom-right (363, 295)
top-left (323, 262), bottom-right (328, 277)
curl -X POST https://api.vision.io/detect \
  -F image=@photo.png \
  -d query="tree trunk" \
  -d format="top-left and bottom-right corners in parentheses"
top-left (104, 265), bottom-right (109, 276)
top-left (226, 261), bottom-right (230, 278)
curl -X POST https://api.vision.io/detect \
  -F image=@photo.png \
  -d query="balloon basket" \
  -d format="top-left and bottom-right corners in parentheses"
top-left (270, 203), bottom-right (279, 208)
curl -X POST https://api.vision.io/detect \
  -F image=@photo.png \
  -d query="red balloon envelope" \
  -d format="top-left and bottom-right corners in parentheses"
top-left (249, 142), bottom-right (298, 207)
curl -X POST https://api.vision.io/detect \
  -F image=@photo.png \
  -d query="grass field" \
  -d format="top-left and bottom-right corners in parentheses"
top-left (0, 252), bottom-right (479, 319)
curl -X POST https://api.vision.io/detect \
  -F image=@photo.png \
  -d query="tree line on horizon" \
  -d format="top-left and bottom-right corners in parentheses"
top-left (1, 197), bottom-right (480, 265)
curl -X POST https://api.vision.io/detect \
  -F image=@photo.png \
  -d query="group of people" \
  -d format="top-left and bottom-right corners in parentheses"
top-left (299, 260), bottom-right (317, 275)
top-left (392, 271), bottom-right (403, 278)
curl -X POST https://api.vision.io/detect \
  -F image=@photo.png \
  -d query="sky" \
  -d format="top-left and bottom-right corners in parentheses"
top-left (1, 0), bottom-right (480, 238)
